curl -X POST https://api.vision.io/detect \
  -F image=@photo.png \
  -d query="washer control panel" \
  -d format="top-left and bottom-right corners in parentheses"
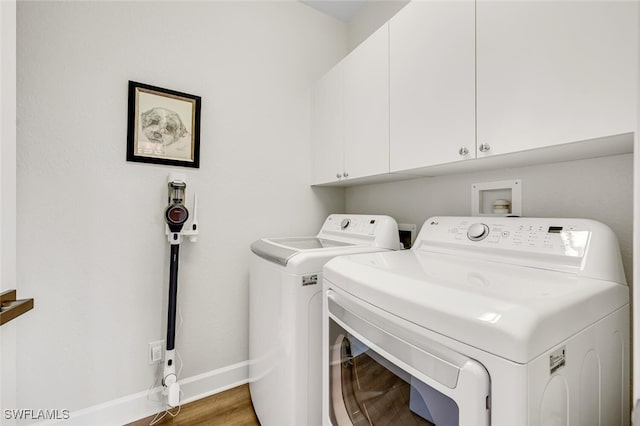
top-left (317, 214), bottom-right (401, 250)
top-left (422, 217), bottom-right (590, 258)
top-left (323, 215), bottom-right (380, 235)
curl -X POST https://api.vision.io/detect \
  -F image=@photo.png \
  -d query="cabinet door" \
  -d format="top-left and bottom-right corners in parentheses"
top-left (389, 1), bottom-right (476, 172)
top-left (311, 63), bottom-right (344, 185)
top-left (343, 24), bottom-right (390, 180)
top-left (477, 1), bottom-right (637, 158)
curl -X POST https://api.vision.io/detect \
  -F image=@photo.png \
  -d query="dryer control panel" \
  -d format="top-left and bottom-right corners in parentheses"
top-left (445, 219), bottom-right (589, 258)
top-left (415, 217), bottom-right (625, 284)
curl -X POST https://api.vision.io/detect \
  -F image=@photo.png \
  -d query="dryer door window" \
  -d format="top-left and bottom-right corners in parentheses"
top-left (327, 290), bottom-right (490, 426)
top-left (330, 330), bottom-right (458, 426)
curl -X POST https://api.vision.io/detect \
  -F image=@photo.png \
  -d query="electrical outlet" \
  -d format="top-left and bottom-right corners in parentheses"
top-left (148, 340), bottom-right (164, 364)
top-left (398, 223), bottom-right (417, 249)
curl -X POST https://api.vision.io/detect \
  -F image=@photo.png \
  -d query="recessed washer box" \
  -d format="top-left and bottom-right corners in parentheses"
top-left (472, 179), bottom-right (522, 216)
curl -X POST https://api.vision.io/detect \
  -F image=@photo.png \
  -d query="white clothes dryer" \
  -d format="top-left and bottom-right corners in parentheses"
top-left (249, 214), bottom-right (400, 426)
top-left (322, 216), bottom-right (629, 426)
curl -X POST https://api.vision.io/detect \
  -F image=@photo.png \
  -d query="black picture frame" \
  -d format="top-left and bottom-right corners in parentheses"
top-left (127, 81), bottom-right (201, 168)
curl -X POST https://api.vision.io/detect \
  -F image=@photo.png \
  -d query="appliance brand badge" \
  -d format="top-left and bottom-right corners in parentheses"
top-left (302, 274), bottom-right (318, 286)
top-left (549, 346), bottom-right (566, 374)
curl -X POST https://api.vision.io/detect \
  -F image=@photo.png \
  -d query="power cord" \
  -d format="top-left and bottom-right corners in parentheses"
top-left (146, 306), bottom-right (185, 425)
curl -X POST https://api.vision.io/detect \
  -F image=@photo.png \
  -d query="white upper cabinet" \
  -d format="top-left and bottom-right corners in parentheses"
top-left (312, 24), bottom-right (390, 185)
top-left (389, 0), bottom-right (476, 172)
top-left (312, 0), bottom-right (636, 185)
top-left (311, 62), bottom-right (344, 185)
top-left (343, 24), bottom-right (390, 181)
top-left (476, 0), bottom-right (638, 158)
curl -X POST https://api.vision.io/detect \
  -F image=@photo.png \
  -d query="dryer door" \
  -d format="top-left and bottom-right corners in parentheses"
top-left (326, 290), bottom-right (490, 426)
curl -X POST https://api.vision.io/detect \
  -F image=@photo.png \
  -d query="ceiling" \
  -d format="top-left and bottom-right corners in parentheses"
top-left (300, 0), bottom-right (367, 22)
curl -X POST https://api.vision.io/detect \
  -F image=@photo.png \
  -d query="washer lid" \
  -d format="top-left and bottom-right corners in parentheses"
top-left (268, 237), bottom-right (353, 250)
top-left (250, 214), bottom-right (401, 267)
top-left (251, 237), bottom-right (353, 266)
top-left (323, 250), bottom-right (629, 364)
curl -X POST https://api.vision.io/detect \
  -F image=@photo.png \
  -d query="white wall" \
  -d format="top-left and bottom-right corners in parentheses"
top-left (346, 154), bottom-right (634, 282)
top-left (1, 0), bottom-right (17, 425)
top-left (16, 0), bottom-right (345, 419)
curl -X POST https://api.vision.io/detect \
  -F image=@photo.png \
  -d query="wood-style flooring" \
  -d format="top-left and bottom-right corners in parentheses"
top-left (126, 384), bottom-right (260, 426)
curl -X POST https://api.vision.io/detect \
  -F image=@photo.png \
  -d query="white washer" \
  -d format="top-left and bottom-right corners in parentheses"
top-left (249, 214), bottom-right (400, 426)
top-left (323, 216), bottom-right (629, 426)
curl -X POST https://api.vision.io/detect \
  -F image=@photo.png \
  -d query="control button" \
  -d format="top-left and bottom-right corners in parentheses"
top-left (467, 223), bottom-right (490, 241)
top-left (501, 231), bottom-right (510, 238)
top-left (340, 218), bottom-right (351, 230)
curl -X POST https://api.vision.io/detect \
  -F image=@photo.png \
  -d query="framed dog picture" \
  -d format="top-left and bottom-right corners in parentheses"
top-left (127, 81), bottom-right (201, 168)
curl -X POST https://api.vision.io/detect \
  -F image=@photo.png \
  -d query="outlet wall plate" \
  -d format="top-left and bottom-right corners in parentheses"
top-left (148, 340), bottom-right (164, 364)
top-left (398, 223), bottom-right (417, 249)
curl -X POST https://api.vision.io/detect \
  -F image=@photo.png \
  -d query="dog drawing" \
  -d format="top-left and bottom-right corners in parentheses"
top-left (140, 107), bottom-right (189, 147)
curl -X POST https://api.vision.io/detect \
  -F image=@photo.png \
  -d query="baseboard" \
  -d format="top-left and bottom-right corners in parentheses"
top-left (31, 361), bottom-right (249, 425)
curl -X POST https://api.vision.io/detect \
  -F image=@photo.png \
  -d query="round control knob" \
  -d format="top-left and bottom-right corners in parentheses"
top-left (340, 218), bottom-right (351, 230)
top-left (467, 223), bottom-right (489, 241)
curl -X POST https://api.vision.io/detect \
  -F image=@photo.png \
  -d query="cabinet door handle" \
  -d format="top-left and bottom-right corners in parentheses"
top-left (458, 146), bottom-right (469, 156)
top-left (343, 172), bottom-right (349, 178)
top-left (336, 173), bottom-right (342, 179)
top-left (479, 143), bottom-right (491, 153)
